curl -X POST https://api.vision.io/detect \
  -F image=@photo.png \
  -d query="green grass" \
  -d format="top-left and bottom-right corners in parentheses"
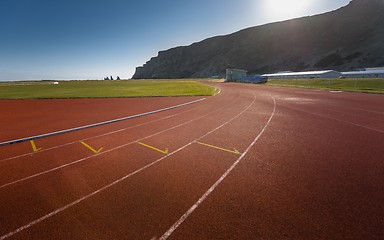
top-left (0, 80), bottom-right (219, 99)
top-left (266, 78), bottom-right (384, 93)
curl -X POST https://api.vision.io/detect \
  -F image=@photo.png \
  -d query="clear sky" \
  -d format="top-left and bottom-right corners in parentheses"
top-left (0, 0), bottom-right (351, 81)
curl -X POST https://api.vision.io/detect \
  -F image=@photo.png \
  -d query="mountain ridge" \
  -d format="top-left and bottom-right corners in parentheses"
top-left (133, 0), bottom-right (384, 79)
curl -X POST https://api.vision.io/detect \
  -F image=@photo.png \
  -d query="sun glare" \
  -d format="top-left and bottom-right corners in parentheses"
top-left (263, 0), bottom-right (313, 21)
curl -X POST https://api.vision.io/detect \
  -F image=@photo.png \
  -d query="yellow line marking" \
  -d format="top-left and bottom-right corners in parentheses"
top-left (30, 140), bottom-right (42, 152)
top-left (81, 141), bottom-right (103, 154)
top-left (137, 142), bottom-right (169, 155)
top-left (195, 141), bottom-right (241, 155)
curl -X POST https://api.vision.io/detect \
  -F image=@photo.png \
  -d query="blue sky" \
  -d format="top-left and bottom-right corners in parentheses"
top-left (0, 0), bottom-right (351, 81)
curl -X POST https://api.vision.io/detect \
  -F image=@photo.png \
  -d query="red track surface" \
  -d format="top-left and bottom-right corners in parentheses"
top-left (0, 83), bottom-right (383, 239)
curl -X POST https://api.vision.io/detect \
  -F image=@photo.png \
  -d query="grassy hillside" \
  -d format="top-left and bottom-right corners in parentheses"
top-left (0, 80), bottom-right (218, 99)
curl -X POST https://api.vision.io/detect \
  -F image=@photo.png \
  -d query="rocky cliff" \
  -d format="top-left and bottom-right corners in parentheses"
top-left (132, 0), bottom-right (384, 79)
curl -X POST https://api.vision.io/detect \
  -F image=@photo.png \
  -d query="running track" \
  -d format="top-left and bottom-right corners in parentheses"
top-left (0, 83), bottom-right (383, 239)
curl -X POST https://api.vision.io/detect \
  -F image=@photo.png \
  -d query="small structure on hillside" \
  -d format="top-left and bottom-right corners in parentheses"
top-left (225, 69), bottom-right (247, 82)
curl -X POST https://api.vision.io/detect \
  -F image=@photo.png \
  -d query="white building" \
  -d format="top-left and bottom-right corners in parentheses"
top-left (263, 70), bottom-right (341, 79)
top-left (341, 69), bottom-right (384, 78)
top-left (366, 67), bottom-right (384, 71)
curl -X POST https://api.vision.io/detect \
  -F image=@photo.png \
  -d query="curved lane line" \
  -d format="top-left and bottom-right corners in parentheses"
top-left (160, 95), bottom-right (276, 240)
top-left (0, 107), bottom-right (196, 163)
top-left (0, 89), bottom-right (256, 240)
top-left (0, 98), bottom-right (206, 147)
top-left (0, 87), bottom-right (222, 163)
top-left (0, 94), bottom-right (239, 189)
top-left (280, 103), bottom-right (384, 134)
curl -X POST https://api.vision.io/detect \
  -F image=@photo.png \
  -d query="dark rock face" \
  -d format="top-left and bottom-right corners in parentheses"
top-left (132, 0), bottom-right (384, 79)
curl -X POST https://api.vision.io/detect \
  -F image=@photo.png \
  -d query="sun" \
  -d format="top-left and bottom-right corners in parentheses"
top-left (263, 0), bottom-right (313, 21)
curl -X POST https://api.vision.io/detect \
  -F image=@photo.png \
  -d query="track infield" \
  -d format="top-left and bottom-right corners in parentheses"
top-left (0, 80), bottom-right (218, 99)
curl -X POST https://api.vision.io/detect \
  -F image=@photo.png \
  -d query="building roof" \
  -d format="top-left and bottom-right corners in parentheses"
top-left (227, 69), bottom-right (247, 72)
top-left (341, 70), bottom-right (384, 75)
top-left (365, 67), bottom-right (384, 71)
top-left (263, 70), bottom-right (339, 77)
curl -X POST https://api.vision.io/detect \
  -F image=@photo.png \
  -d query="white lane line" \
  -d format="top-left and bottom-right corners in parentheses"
top-left (214, 89), bottom-right (222, 96)
top-left (281, 103), bottom-right (384, 134)
top-left (0, 95), bottom-right (239, 189)
top-left (0, 91), bottom-right (229, 163)
top-left (322, 107), bottom-right (383, 122)
top-left (0, 90), bottom-right (257, 240)
top-left (0, 98), bottom-right (206, 147)
top-left (0, 107), bottom-right (195, 163)
top-left (160, 95), bottom-right (276, 240)
top-left (198, 82), bottom-right (221, 96)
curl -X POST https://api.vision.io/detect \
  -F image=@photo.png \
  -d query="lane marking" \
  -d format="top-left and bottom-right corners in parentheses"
top-left (137, 142), bottom-right (169, 155)
top-left (29, 140), bottom-right (42, 152)
top-left (0, 98), bottom-right (206, 147)
top-left (0, 88), bottom-right (233, 164)
top-left (80, 141), bottom-right (103, 154)
top-left (0, 106), bottom-right (199, 163)
top-left (0, 90), bottom-right (256, 240)
top-left (160, 95), bottom-right (276, 240)
top-left (198, 82), bottom-right (221, 96)
top-left (0, 95), bottom-right (237, 189)
top-left (281, 103), bottom-right (384, 134)
top-left (195, 141), bottom-right (240, 155)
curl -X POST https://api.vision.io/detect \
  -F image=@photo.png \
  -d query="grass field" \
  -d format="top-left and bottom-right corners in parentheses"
top-left (266, 78), bottom-right (384, 93)
top-left (0, 80), bottom-right (218, 99)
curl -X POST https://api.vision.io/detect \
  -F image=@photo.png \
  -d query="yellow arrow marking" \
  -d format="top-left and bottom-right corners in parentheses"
top-left (30, 140), bottom-right (42, 152)
top-left (195, 141), bottom-right (241, 155)
top-left (81, 141), bottom-right (103, 154)
top-left (137, 142), bottom-right (169, 155)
